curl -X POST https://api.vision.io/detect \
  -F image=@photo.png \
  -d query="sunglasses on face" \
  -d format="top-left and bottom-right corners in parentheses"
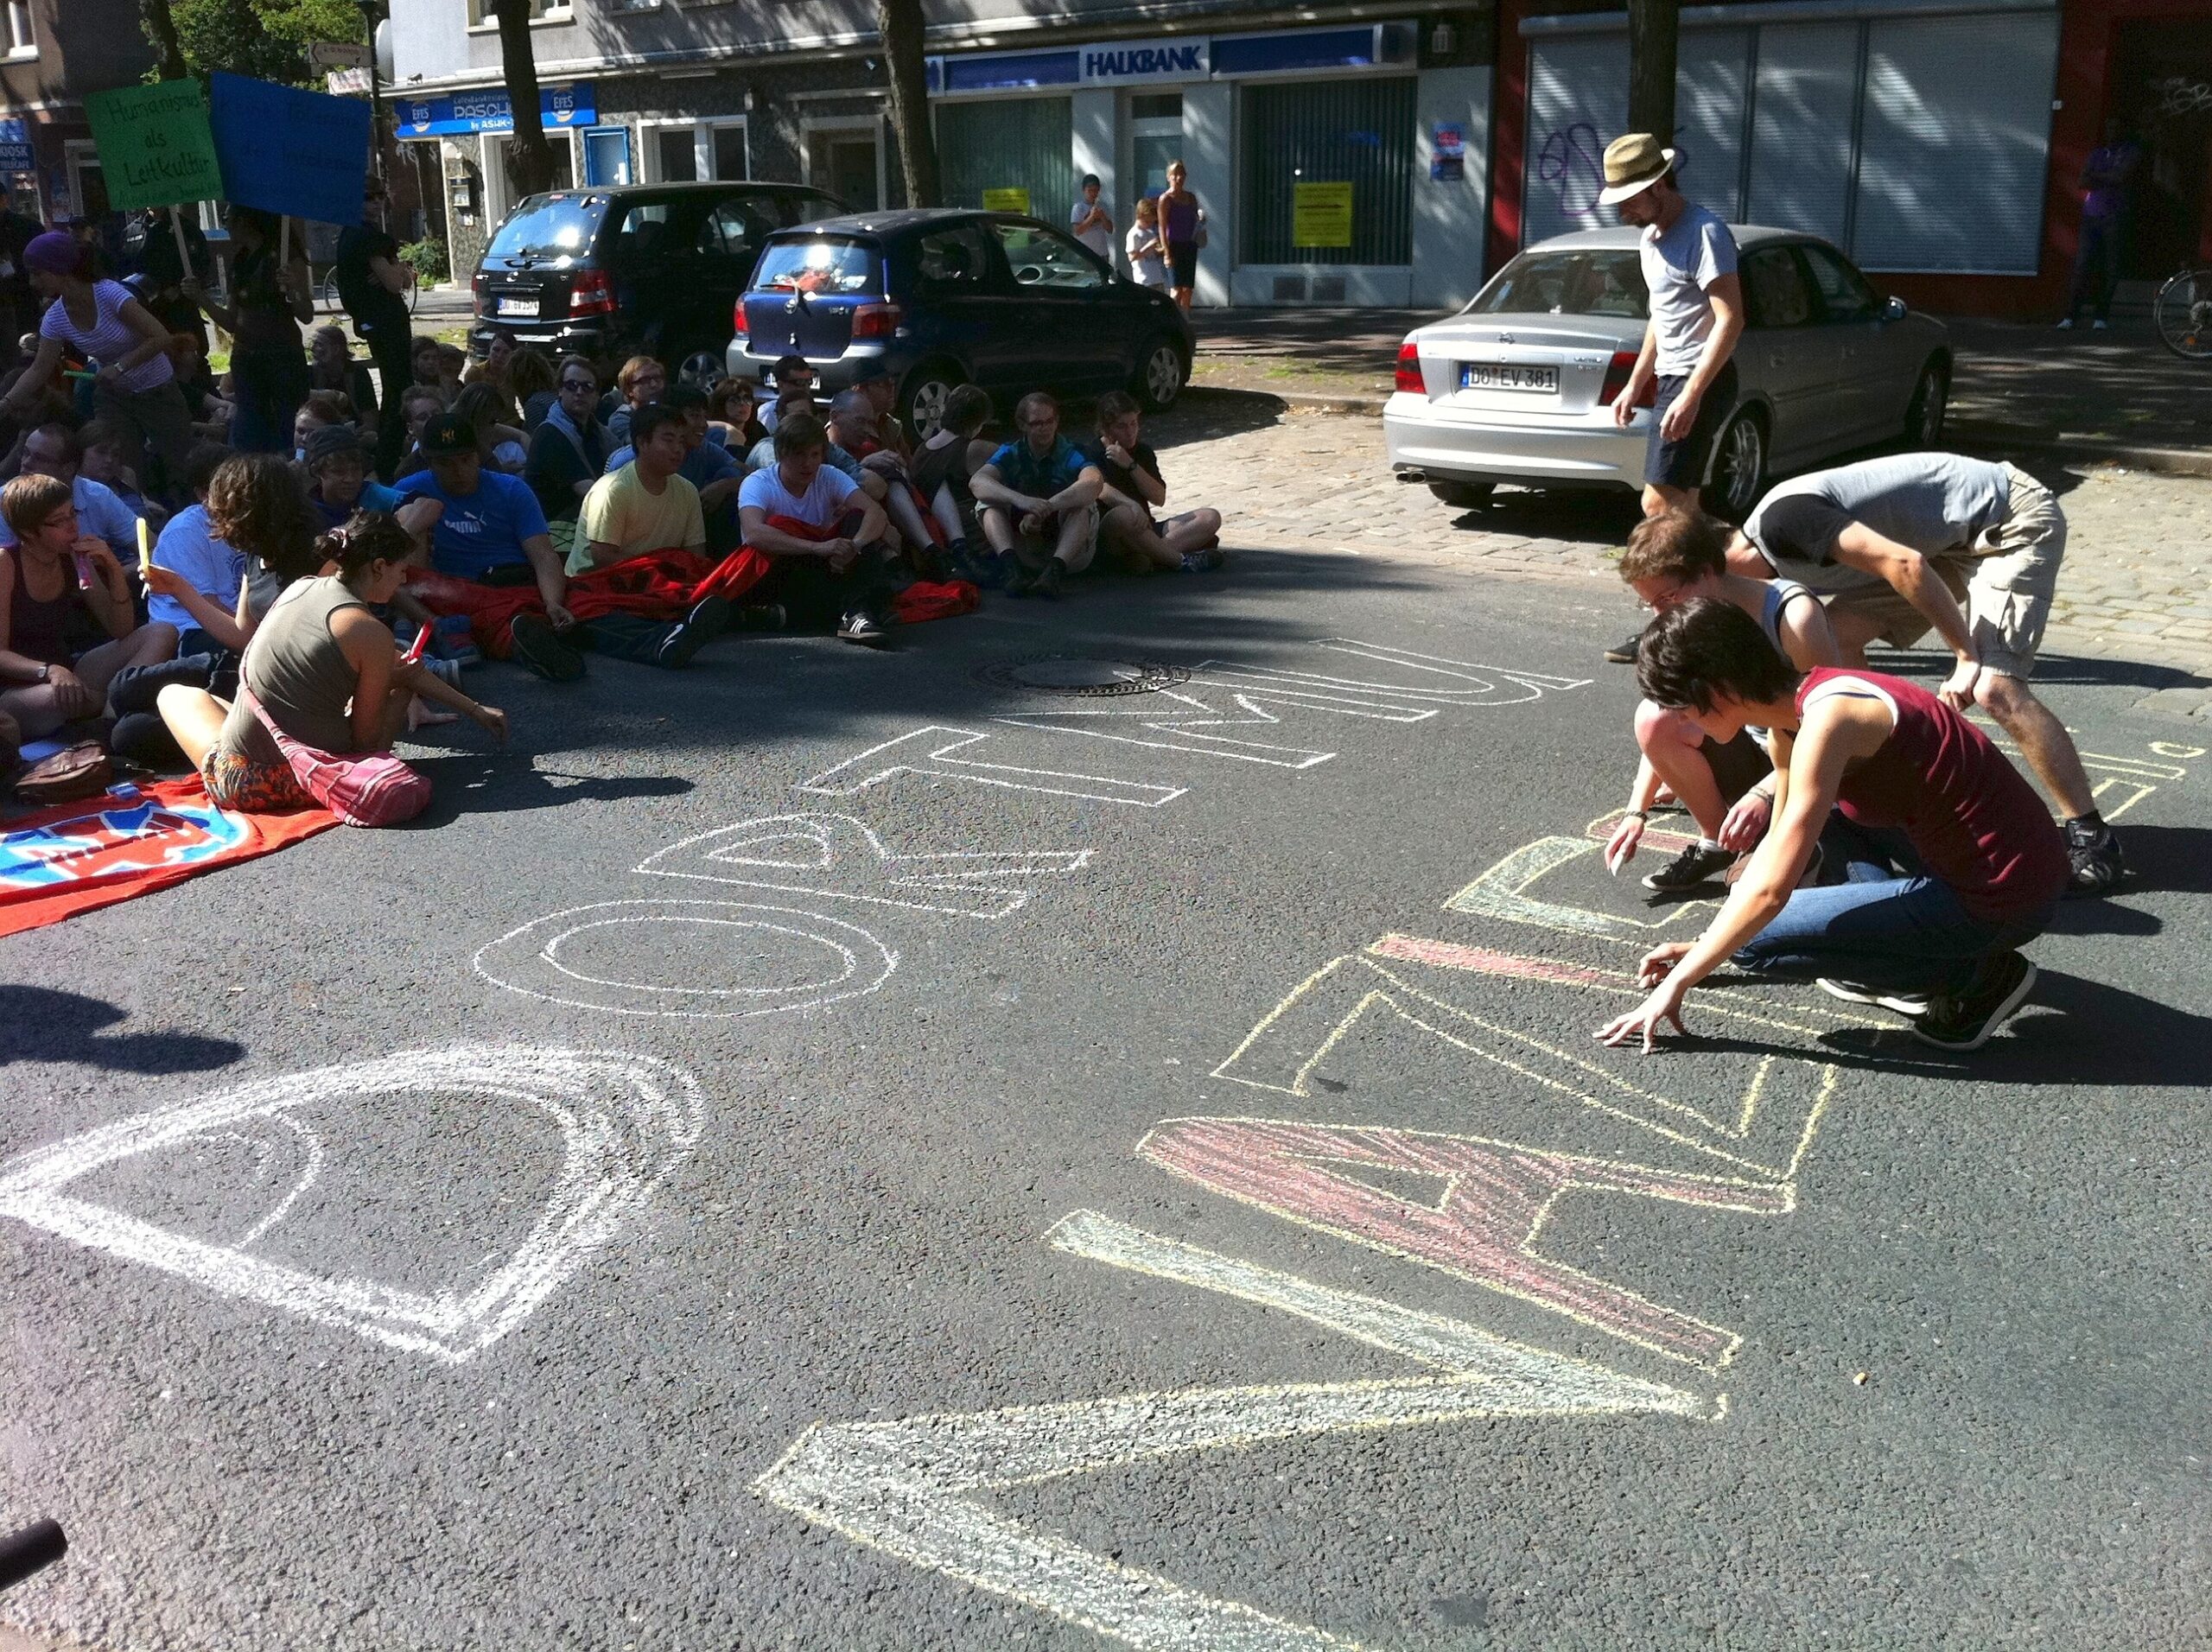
top-left (561, 380), bottom-right (595, 392)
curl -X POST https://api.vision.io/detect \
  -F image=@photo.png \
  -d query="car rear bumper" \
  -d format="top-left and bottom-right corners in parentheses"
top-left (726, 340), bottom-right (899, 390)
top-left (1382, 391), bottom-right (1647, 491)
top-left (469, 319), bottom-right (608, 360)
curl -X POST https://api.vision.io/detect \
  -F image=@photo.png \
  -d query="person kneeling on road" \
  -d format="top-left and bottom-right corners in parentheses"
top-left (1730, 452), bottom-right (2121, 895)
top-left (736, 410), bottom-right (893, 648)
top-left (1086, 391), bottom-right (1224, 575)
top-left (399, 411), bottom-right (728, 680)
top-left (1605, 508), bottom-right (1840, 891)
top-left (971, 391), bottom-right (1104, 600)
top-left (1597, 598), bottom-right (2066, 1056)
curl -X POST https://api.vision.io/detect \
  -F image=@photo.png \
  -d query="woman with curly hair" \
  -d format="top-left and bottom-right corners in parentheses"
top-left (506, 346), bottom-right (557, 429)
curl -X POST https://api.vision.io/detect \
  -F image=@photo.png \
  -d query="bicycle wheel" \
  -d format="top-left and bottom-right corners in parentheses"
top-left (316, 269), bottom-right (343, 317)
top-left (2153, 268), bottom-right (2212, 360)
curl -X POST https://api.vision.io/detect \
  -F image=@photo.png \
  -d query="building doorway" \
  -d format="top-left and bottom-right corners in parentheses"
top-left (1128, 92), bottom-right (1183, 221)
top-left (2111, 23), bottom-right (2212, 275)
top-left (806, 124), bottom-right (880, 213)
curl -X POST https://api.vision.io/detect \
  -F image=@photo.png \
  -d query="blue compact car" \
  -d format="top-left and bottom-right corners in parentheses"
top-left (728, 207), bottom-right (1195, 435)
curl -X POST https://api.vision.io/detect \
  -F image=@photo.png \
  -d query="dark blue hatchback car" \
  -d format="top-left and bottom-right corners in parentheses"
top-left (727, 207), bottom-right (1195, 435)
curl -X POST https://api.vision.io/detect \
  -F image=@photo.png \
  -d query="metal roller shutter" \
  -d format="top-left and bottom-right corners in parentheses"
top-left (1523, 33), bottom-right (1627, 247)
top-left (1745, 20), bottom-right (1859, 245)
top-left (1848, 10), bottom-right (2060, 273)
top-left (1239, 77), bottom-right (1419, 266)
top-left (937, 96), bottom-right (1075, 219)
top-left (1675, 27), bottom-right (1752, 219)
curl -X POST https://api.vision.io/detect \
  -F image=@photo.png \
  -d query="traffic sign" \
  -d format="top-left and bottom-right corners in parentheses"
top-left (308, 41), bottom-right (369, 69)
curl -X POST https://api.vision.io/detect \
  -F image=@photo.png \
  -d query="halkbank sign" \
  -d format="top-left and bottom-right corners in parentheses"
top-left (1079, 41), bottom-right (1210, 82)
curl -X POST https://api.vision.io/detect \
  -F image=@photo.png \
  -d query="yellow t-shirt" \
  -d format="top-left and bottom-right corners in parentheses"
top-left (569, 463), bottom-right (706, 575)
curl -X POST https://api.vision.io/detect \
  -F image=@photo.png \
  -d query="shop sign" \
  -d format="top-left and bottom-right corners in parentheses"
top-left (1079, 40), bottom-right (1209, 84)
top-left (982, 187), bottom-right (1032, 214)
top-left (1432, 123), bottom-right (1465, 182)
top-left (0, 119), bottom-right (32, 175)
top-left (397, 84), bottom-right (595, 138)
top-left (1292, 181), bottom-right (1354, 248)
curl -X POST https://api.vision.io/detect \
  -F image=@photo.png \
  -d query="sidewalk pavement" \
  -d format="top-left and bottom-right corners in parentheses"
top-left (1188, 307), bottom-right (2212, 473)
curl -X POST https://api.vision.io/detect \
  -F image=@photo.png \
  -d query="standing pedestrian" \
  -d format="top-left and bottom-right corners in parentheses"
top-left (186, 207), bottom-right (313, 454)
top-left (2058, 118), bottom-right (2140, 331)
top-left (1156, 161), bottom-right (1205, 314)
top-left (335, 176), bottom-right (417, 477)
top-left (3, 231), bottom-right (197, 502)
top-left (1125, 197), bottom-right (1169, 290)
top-left (1071, 175), bottom-right (1115, 264)
top-left (1597, 130), bottom-right (1745, 665)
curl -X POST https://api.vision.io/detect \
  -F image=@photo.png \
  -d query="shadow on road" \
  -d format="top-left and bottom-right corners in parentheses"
top-left (0, 986), bottom-right (245, 1073)
top-left (398, 759), bottom-right (696, 826)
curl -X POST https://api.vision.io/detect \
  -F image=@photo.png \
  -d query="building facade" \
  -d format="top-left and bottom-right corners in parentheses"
top-left (0, 0), bottom-right (157, 224)
top-left (390, 0), bottom-right (2212, 317)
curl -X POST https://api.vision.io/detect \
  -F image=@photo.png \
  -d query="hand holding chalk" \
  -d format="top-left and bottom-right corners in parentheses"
top-left (136, 517), bottom-right (153, 579)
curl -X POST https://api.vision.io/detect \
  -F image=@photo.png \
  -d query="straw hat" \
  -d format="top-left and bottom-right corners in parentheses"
top-left (1596, 133), bottom-right (1678, 206)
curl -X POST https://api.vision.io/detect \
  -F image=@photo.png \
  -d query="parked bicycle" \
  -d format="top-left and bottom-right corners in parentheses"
top-left (2153, 268), bottom-right (2212, 359)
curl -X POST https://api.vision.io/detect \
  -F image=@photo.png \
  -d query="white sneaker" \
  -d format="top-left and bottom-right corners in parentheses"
top-left (2092, 319), bottom-right (2110, 331)
top-left (2055, 317), bottom-right (2074, 329)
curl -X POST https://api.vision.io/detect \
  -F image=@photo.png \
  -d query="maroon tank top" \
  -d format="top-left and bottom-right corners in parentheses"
top-left (1796, 667), bottom-right (2067, 923)
top-left (6, 548), bottom-right (82, 666)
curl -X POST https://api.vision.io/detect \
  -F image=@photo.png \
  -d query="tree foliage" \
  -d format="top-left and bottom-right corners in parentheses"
top-left (167, 0), bottom-right (367, 86)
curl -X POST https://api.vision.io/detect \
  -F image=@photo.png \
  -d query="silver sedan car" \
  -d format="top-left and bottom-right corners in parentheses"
top-left (1383, 226), bottom-right (1952, 519)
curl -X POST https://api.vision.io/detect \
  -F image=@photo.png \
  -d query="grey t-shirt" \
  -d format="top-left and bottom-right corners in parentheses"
top-left (1640, 203), bottom-right (1738, 377)
top-left (1743, 454), bottom-right (2013, 592)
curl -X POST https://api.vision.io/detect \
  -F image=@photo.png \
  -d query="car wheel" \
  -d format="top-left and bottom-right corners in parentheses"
top-left (1135, 338), bottom-right (1187, 412)
top-left (1707, 410), bottom-right (1767, 523)
top-left (900, 361), bottom-right (963, 438)
top-left (1904, 359), bottom-right (1948, 448)
top-left (677, 348), bottom-right (725, 393)
top-left (1428, 480), bottom-right (1495, 510)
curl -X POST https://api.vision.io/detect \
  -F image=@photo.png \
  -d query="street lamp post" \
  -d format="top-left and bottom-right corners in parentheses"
top-left (358, 0), bottom-right (388, 187)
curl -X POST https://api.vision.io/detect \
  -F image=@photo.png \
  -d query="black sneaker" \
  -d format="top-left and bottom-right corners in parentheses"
top-left (1014, 559), bottom-right (1065, 600)
top-left (1179, 545), bottom-right (1226, 572)
top-left (1604, 631), bottom-right (1643, 664)
top-left (1910, 953), bottom-right (2037, 1052)
top-left (836, 610), bottom-right (890, 648)
top-left (1816, 978), bottom-right (1933, 1017)
top-left (734, 603), bottom-right (786, 632)
top-left (655, 594), bottom-right (733, 670)
top-left (509, 613), bottom-right (586, 682)
top-left (1642, 839), bottom-right (1738, 891)
top-left (2064, 820), bottom-right (2124, 897)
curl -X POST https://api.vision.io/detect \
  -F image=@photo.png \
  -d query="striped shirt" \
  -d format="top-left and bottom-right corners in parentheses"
top-left (41, 280), bottom-right (173, 394)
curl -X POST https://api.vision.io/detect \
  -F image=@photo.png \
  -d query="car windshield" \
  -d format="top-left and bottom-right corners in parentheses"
top-left (1466, 250), bottom-right (1648, 320)
top-left (486, 194), bottom-right (607, 265)
top-left (753, 238), bottom-right (879, 295)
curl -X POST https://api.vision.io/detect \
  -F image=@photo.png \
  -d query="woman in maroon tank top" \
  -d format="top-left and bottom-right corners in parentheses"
top-left (1597, 599), bottom-right (2066, 1054)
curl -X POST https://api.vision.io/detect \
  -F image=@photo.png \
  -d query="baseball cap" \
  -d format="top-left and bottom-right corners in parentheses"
top-left (418, 412), bottom-right (478, 458)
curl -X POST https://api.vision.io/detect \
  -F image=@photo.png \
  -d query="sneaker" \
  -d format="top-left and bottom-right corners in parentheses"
top-left (1604, 631), bottom-right (1643, 665)
top-left (1816, 978), bottom-right (1933, 1017)
top-left (734, 603), bottom-right (786, 632)
top-left (836, 610), bottom-right (890, 648)
top-left (1910, 953), bottom-right (2037, 1052)
top-left (2064, 819), bottom-right (2124, 896)
top-left (2054, 317), bottom-right (2075, 329)
top-left (1641, 838), bottom-right (1738, 891)
top-left (2092, 319), bottom-right (2109, 331)
top-left (508, 613), bottom-right (586, 682)
top-left (655, 594), bottom-right (733, 670)
top-left (1179, 545), bottom-right (1226, 572)
top-left (1016, 559), bottom-right (1065, 600)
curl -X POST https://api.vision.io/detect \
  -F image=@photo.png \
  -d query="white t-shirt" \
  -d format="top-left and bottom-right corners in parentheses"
top-left (738, 461), bottom-right (859, 531)
top-left (1126, 222), bottom-right (1168, 288)
top-left (1070, 198), bottom-right (1114, 261)
top-left (1639, 203), bottom-right (1738, 378)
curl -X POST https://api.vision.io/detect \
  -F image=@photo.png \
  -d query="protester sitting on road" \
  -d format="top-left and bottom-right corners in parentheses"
top-left (0, 423), bottom-right (143, 560)
top-left (307, 324), bottom-right (379, 442)
top-left (1731, 452), bottom-right (2121, 894)
top-left (825, 390), bottom-right (936, 565)
top-left (156, 511), bottom-right (506, 812)
top-left (909, 384), bottom-right (995, 576)
top-left (709, 378), bottom-right (767, 453)
top-left (166, 332), bottom-right (232, 442)
top-left (454, 381), bottom-right (530, 474)
top-left (605, 386), bottom-right (745, 550)
top-left (304, 423), bottom-right (403, 531)
top-left (142, 442), bottom-right (255, 658)
top-left (971, 391), bottom-right (1105, 600)
top-left (821, 392), bottom-right (892, 499)
top-left (526, 357), bottom-right (608, 533)
top-left (465, 332), bottom-right (515, 392)
top-left (76, 418), bottom-right (167, 531)
top-left (509, 347), bottom-right (557, 429)
top-left (0, 473), bottom-right (178, 740)
top-left (1604, 508), bottom-right (1840, 891)
top-left (572, 403), bottom-right (703, 572)
top-left (209, 450), bottom-right (336, 613)
top-left (391, 384), bottom-right (448, 480)
top-left (1086, 391), bottom-right (1223, 576)
top-left (759, 355), bottom-right (815, 432)
top-left (293, 391), bottom-right (358, 461)
top-left (433, 343), bottom-right (467, 403)
top-left (737, 410), bottom-right (893, 647)
top-left (1598, 597), bottom-right (2065, 1054)
top-left (605, 355), bottom-right (667, 451)
top-left (408, 335), bottom-right (446, 401)
top-left (852, 363), bottom-right (912, 462)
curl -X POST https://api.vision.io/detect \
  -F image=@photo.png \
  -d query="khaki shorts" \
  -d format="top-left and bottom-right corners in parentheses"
top-left (1826, 463), bottom-right (2063, 679)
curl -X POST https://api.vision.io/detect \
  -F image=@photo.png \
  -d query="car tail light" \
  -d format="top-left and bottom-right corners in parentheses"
top-left (569, 269), bottom-right (616, 318)
top-left (1599, 350), bottom-right (1656, 410)
top-left (851, 301), bottom-right (901, 340)
top-left (732, 298), bottom-right (749, 340)
top-left (470, 270), bottom-right (486, 316)
top-left (1395, 339), bottom-right (1425, 394)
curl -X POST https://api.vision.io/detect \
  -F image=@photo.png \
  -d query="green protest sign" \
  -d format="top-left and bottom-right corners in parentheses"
top-left (85, 80), bottom-right (224, 211)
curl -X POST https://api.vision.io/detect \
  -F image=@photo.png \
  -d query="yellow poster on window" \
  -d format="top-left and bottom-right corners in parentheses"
top-left (982, 187), bottom-right (1032, 214)
top-left (1292, 181), bottom-right (1354, 249)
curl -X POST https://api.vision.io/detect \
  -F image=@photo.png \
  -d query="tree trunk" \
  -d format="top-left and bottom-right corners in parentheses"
top-left (878, 0), bottom-right (939, 208)
top-left (1626, 0), bottom-right (1679, 142)
top-left (493, 0), bottom-right (558, 199)
top-left (139, 0), bottom-right (189, 83)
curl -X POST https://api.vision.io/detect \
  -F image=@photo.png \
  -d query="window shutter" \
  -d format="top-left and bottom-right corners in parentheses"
top-left (1745, 20), bottom-right (1858, 245)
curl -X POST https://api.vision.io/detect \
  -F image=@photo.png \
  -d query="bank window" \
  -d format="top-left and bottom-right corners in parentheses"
top-left (468, 0), bottom-right (572, 24)
top-left (3, 1), bottom-right (33, 56)
top-left (1130, 92), bottom-right (1181, 120)
top-left (1239, 77), bottom-right (1416, 267)
top-left (994, 223), bottom-right (1103, 290)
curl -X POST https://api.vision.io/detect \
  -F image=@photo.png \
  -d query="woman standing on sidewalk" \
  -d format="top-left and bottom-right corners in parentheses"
top-left (186, 207), bottom-right (314, 454)
top-left (1157, 161), bottom-right (1205, 314)
top-left (2, 232), bottom-right (196, 499)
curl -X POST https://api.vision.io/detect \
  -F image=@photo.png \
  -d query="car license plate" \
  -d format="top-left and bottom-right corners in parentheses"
top-left (496, 296), bottom-right (540, 318)
top-left (1460, 362), bottom-right (1557, 393)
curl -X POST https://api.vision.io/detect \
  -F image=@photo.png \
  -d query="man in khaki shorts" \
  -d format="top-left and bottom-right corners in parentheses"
top-left (1727, 453), bottom-right (2121, 893)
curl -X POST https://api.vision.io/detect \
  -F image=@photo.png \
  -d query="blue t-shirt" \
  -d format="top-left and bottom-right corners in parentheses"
top-left (310, 478), bottom-right (403, 531)
top-left (147, 503), bottom-right (246, 632)
top-left (988, 435), bottom-right (1089, 499)
top-left (396, 467), bottom-right (550, 581)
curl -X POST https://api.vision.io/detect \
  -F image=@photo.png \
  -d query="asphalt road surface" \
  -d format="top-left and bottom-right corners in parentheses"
top-left (3, 548), bottom-right (2207, 1651)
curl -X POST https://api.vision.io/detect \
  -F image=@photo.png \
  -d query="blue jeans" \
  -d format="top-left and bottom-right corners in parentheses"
top-left (1731, 813), bottom-right (2056, 994)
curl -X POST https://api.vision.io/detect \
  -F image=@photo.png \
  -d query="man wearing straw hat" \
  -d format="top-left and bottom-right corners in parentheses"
top-left (1599, 131), bottom-right (1745, 665)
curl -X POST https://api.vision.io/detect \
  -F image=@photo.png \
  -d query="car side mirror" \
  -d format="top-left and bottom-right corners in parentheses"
top-left (1882, 295), bottom-right (1908, 322)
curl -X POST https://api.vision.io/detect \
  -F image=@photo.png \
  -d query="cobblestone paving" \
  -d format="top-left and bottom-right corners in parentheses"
top-left (1149, 399), bottom-right (2212, 719)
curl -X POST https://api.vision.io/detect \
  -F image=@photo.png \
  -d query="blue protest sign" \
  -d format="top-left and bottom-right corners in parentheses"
top-left (207, 72), bottom-right (371, 225)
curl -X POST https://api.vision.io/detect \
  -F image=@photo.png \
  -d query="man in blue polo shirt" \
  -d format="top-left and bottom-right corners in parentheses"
top-left (969, 391), bottom-right (1103, 600)
top-left (0, 423), bottom-right (144, 559)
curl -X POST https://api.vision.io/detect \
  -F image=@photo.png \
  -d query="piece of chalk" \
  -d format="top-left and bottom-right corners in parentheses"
top-left (136, 517), bottom-right (152, 574)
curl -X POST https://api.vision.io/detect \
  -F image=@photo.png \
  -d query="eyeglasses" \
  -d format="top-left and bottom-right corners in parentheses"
top-left (560, 379), bottom-right (595, 393)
